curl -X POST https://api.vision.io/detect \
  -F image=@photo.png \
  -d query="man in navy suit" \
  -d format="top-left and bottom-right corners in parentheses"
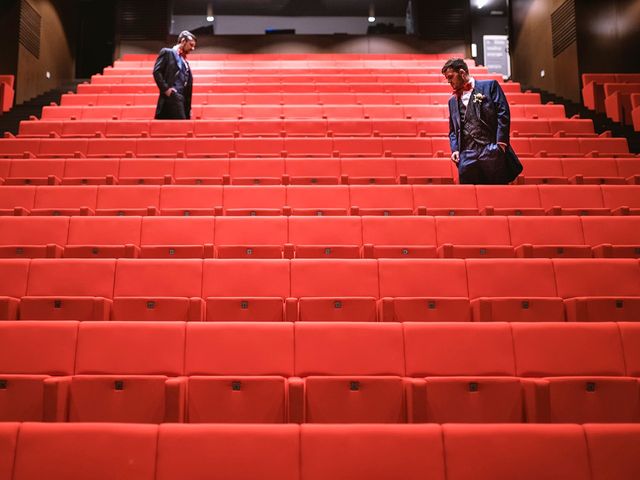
top-left (153, 31), bottom-right (196, 120)
top-left (442, 58), bottom-right (522, 184)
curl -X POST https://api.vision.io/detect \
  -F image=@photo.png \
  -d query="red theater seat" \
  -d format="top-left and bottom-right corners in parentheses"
top-left (300, 424), bottom-right (445, 480)
top-left (436, 216), bottom-right (514, 258)
top-left (443, 424), bottom-right (591, 480)
top-left (173, 159), bottom-right (229, 185)
top-left (509, 216), bottom-right (591, 258)
top-left (224, 186), bottom-right (286, 216)
top-left (156, 424), bottom-right (299, 479)
top-left (159, 185), bottom-right (223, 216)
top-left (289, 216), bottom-right (362, 258)
top-left (601, 185), bottom-right (640, 215)
top-left (184, 322), bottom-right (294, 422)
top-left (349, 185), bottom-right (414, 216)
top-left (553, 259), bottom-right (640, 322)
top-left (229, 158), bottom-right (285, 185)
top-left (203, 259), bottom-right (291, 322)
top-left (0, 186), bottom-right (36, 216)
top-left (475, 185), bottom-right (544, 215)
top-left (0, 321), bottom-right (77, 421)
top-left (466, 259), bottom-right (564, 322)
top-left (112, 259), bottom-right (204, 321)
top-left (31, 185), bottom-right (98, 216)
top-left (581, 216), bottom-right (640, 258)
top-left (215, 217), bottom-right (288, 258)
top-left (11, 423), bottom-right (158, 480)
top-left (584, 424), bottom-right (640, 480)
top-left (378, 259), bottom-right (470, 322)
top-left (538, 185), bottom-right (609, 216)
top-left (562, 158), bottom-right (625, 185)
top-left (413, 185), bottom-right (478, 216)
top-left (404, 323), bottom-right (522, 422)
top-left (0, 423), bottom-right (17, 478)
top-left (69, 322), bottom-right (185, 422)
top-left (340, 158), bottom-right (396, 184)
top-left (62, 158), bottom-right (120, 185)
top-left (292, 322), bottom-right (406, 422)
top-left (286, 185), bottom-right (350, 215)
top-left (362, 216), bottom-right (437, 258)
top-left (118, 159), bottom-right (175, 185)
top-left (5, 159), bottom-right (64, 185)
top-left (140, 216), bottom-right (215, 258)
top-left (290, 260), bottom-right (379, 322)
top-left (512, 323), bottom-right (637, 422)
top-left (396, 159), bottom-right (454, 185)
top-left (518, 158), bottom-right (568, 184)
top-left (0, 216), bottom-right (67, 258)
top-left (64, 216), bottom-right (141, 258)
top-left (96, 185), bottom-right (160, 216)
top-left (20, 259), bottom-right (115, 321)
top-left (285, 158), bottom-right (341, 185)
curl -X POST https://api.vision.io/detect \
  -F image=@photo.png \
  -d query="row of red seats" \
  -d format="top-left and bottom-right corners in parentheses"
top-left (1, 215), bottom-right (638, 260)
top-left (1, 258), bottom-right (638, 322)
top-left (0, 136), bottom-right (631, 158)
top-left (76, 82), bottom-right (516, 95)
top-left (6, 157), bottom-right (637, 187)
top-left (1, 423), bottom-right (638, 479)
top-left (1, 185), bottom-right (638, 217)
top-left (94, 73), bottom-right (504, 84)
top-left (582, 73), bottom-right (640, 111)
top-left (7, 157), bottom-right (638, 187)
top-left (39, 103), bottom-right (555, 121)
top-left (61, 91), bottom-right (533, 107)
top-left (1, 321), bottom-right (639, 423)
top-left (117, 52), bottom-right (464, 60)
top-left (18, 118), bottom-right (593, 139)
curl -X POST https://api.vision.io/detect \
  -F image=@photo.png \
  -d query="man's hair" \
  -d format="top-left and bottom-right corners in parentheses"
top-left (178, 31), bottom-right (196, 43)
top-left (441, 58), bottom-right (469, 75)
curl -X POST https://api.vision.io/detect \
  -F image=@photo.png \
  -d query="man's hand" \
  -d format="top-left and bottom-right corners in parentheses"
top-left (451, 151), bottom-right (460, 164)
top-left (164, 87), bottom-right (176, 97)
top-left (497, 142), bottom-right (507, 152)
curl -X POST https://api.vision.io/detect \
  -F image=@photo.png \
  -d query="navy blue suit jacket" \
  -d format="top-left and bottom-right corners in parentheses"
top-left (448, 79), bottom-right (522, 183)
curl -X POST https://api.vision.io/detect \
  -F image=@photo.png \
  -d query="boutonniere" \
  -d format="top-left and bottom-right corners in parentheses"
top-left (473, 92), bottom-right (486, 104)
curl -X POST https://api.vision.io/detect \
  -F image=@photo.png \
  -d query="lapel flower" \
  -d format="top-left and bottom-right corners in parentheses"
top-left (473, 92), bottom-right (486, 104)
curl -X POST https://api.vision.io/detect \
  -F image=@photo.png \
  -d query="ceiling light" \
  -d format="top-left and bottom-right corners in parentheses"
top-left (368, 16), bottom-right (376, 23)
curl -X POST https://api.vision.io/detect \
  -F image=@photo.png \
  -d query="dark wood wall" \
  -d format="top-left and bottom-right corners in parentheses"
top-left (511, 0), bottom-right (640, 102)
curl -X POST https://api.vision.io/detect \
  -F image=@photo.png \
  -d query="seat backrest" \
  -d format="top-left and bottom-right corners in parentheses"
top-left (443, 424), bottom-right (591, 480)
top-left (581, 217), bottom-right (640, 246)
top-left (113, 259), bottom-right (203, 297)
top-left (466, 259), bottom-right (558, 298)
top-left (601, 185), bottom-right (640, 208)
top-left (289, 216), bottom-right (362, 245)
top-left (67, 216), bottom-right (141, 245)
top-left (290, 259), bottom-right (379, 297)
top-left (214, 217), bottom-right (288, 246)
top-left (156, 424), bottom-right (299, 480)
top-left (184, 322), bottom-right (294, 375)
top-left (475, 185), bottom-right (541, 208)
top-left (0, 321), bottom-right (78, 375)
top-left (75, 322), bottom-right (185, 375)
top-left (619, 322), bottom-right (640, 377)
top-left (12, 423), bottom-right (158, 480)
top-left (436, 216), bottom-right (511, 245)
top-left (202, 259), bottom-right (291, 298)
top-left (33, 185), bottom-right (98, 209)
top-left (362, 216), bottom-right (436, 246)
top-left (26, 258), bottom-right (115, 297)
top-left (378, 259), bottom-right (468, 297)
top-left (552, 258), bottom-right (640, 298)
top-left (0, 259), bottom-right (30, 299)
top-left (404, 323), bottom-right (516, 376)
top-left (301, 424), bottom-right (445, 480)
top-left (294, 322), bottom-right (404, 376)
top-left (584, 424), bottom-right (640, 480)
top-left (512, 323), bottom-right (626, 376)
top-left (0, 216), bottom-right (69, 246)
top-left (508, 216), bottom-right (586, 246)
top-left (140, 216), bottom-right (215, 245)
top-left (538, 185), bottom-right (604, 209)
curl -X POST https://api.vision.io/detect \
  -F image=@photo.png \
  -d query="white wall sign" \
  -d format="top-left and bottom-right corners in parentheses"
top-left (483, 35), bottom-right (511, 79)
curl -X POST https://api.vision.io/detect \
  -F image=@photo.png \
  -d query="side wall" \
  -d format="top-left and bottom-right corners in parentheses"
top-left (16, 0), bottom-right (76, 104)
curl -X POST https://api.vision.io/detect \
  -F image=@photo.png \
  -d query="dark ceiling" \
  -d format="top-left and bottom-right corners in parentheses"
top-left (171, 0), bottom-right (410, 16)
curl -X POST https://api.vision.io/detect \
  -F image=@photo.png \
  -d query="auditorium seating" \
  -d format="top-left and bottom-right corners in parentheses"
top-left (1, 423), bottom-right (637, 479)
top-left (2, 320), bottom-right (640, 423)
top-left (0, 75), bottom-right (14, 113)
top-left (2, 52), bottom-right (640, 478)
top-left (582, 73), bottom-right (640, 112)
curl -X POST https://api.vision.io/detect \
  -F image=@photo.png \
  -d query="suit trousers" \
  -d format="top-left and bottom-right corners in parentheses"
top-left (156, 91), bottom-right (187, 120)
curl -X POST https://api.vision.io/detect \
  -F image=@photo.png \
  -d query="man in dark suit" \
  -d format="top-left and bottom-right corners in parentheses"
top-left (442, 58), bottom-right (522, 184)
top-left (153, 31), bottom-right (196, 120)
